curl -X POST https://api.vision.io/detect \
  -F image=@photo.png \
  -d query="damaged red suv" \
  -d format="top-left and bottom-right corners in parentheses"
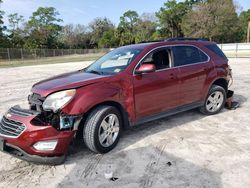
top-left (0, 38), bottom-right (232, 164)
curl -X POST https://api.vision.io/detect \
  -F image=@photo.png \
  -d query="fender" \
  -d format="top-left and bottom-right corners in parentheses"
top-left (201, 63), bottom-right (229, 101)
top-left (61, 78), bottom-right (136, 123)
top-left (62, 82), bottom-right (121, 115)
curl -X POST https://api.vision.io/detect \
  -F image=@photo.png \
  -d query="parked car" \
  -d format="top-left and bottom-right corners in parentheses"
top-left (0, 38), bottom-right (232, 164)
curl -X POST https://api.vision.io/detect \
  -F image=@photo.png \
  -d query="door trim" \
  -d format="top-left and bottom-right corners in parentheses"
top-left (132, 101), bottom-right (204, 126)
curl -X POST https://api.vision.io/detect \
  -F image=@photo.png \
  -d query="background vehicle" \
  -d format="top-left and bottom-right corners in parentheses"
top-left (0, 38), bottom-right (232, 164)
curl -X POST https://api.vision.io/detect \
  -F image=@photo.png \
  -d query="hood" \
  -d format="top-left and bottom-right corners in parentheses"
top-left (31, 70), bottom-right (109, 97)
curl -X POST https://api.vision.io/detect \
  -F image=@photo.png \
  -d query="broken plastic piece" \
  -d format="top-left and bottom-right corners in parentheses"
top-left (225, 90), bottom-right (239, 110)
top-left (167, 162), bottom-right (172, 166)
top-left (104, 172), bottom-right (113, 179)
top-left (110, 177), bottom-right (119, 181)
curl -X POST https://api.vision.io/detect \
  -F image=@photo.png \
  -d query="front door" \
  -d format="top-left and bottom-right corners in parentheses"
top-left (133, 47), bottom-right (180, 120)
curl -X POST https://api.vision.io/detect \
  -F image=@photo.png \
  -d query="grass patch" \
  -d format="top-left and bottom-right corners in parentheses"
top-left (0, 53), bottom-right (104, 68)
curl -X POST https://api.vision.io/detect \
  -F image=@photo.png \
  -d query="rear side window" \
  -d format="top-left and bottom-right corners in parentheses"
top-left (205, 44), bottom-right (227, 60)
top-left (172, 46), bottom-right (208, 67)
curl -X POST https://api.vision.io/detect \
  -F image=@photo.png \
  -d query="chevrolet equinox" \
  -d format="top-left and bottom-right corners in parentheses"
top-left (0, 38), bottom-right (232, 164)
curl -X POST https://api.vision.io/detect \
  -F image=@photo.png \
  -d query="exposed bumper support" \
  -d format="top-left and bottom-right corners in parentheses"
top-left (0, 106), bottom-right (81, 165)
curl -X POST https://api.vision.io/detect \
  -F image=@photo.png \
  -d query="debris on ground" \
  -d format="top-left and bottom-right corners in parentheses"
top-left (167, 162), bottom-right (172, 166)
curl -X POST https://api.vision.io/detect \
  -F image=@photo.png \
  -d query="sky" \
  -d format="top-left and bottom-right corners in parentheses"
top-left (1, 0), bottom-right (250, 26)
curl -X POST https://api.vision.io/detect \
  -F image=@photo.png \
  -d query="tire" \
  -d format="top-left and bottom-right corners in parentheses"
top-left (200, 85), bottom-right (226, 115)
top-left (83, 105), bottom-right (122, 153)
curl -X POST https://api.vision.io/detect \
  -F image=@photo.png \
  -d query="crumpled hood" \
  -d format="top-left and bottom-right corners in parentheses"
top-left (31, 71), bottom-right (109, 97)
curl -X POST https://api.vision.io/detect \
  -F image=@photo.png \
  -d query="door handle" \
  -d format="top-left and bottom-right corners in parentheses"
top-left (169, 73), bottom-right (175, 79)
top-left (203, 66), bottom-right (208, 71)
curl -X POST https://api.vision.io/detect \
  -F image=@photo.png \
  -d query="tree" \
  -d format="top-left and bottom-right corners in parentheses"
top-left (156, 0), bottom-right (197, 38)
top-left (134, 19), bottom-right (157, 43)
top-left (181, 0), bottom-right (241, 43)
top-left (88, 17), bottom-right (115, 48)
top-left (117, 10), bottom-right (139, 45)
top-left (60, 24), bottom-right (89, 48)
top-left (26, 7), bottom-right (63, 49)
top-left (239, 9), bottom-right (250, 42)
top-left (8, 13), bottom-right (25, 47)
top-left (0, 0), bottom-right (10, 48)
top-left (98, 29), bottom-right (119, 48)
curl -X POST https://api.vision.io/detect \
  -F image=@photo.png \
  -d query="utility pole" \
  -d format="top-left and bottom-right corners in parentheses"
top-left (247, 21), bottom-right (250, 43)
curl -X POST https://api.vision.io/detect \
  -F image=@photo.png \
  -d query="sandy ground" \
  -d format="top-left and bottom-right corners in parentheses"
top-left (0, 58), bottom-right (250, 188)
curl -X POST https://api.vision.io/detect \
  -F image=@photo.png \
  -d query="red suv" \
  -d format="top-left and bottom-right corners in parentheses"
top-left (0, 38), bottom-right (232, 164)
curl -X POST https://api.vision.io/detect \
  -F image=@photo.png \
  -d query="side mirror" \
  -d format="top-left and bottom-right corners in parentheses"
top-left (135, 64), bottom-right (156, 75)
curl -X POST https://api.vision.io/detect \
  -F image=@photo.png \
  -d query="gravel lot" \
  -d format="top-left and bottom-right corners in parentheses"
top-left (0, 58), bottom-right (249, 188)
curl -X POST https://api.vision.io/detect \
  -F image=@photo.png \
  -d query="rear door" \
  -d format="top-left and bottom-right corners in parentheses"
top-left (133, 47), bottom-right (180, 120)
top-left (172, 45), bottom-right (210, 105)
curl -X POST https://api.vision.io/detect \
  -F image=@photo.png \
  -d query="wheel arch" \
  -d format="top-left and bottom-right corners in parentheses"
top-left (78, 101), bottom-right (130, 134)
top-left (211, 78), bottom-right (228, 92)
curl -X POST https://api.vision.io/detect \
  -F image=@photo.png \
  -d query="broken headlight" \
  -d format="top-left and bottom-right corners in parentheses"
top-left (42, 89), bottom-right (76, 112)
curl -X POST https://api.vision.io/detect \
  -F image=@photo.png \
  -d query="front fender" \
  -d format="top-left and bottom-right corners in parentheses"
top-left (62, 82), bottom-right (121, 115)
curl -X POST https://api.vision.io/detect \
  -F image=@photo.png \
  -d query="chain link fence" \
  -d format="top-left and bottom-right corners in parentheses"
top-left (1, 43), bottom-right (250, 61)
top-left (0, 48), bottom-right (110, 61)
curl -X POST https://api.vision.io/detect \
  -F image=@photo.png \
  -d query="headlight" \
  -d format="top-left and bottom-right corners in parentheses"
top-left (42, 89), bottom-right (76, 112)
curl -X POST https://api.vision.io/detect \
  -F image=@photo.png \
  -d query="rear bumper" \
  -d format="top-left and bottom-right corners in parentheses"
top-left (0, 107), bottom-right (77, 165)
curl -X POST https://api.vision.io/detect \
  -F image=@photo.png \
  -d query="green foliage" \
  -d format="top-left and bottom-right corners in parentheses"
top-left (117, 10), bottom-right (139, 45)
top-left (134, 20), bottom-right (157, 43)
top-left (0, 0), bottom-right (11, 48)
top-left (8, 13), bottom-right (25, 47)
top-left (26, 7), bottom-right (62, 49)
top-left (59, 24), bottom-right (89, 49)
top-left (156, 0), bottom-right (197, 38)
top-left (98, 29), bottom-right (119, 48)
top-left (0, 1), bottom-right (250, 49)
top-left (181, 0), bottom-right (241, 43)
top-left (239, 10), bottom-right (250, 42)
top-left (89, 17), bottom-right (115, 48)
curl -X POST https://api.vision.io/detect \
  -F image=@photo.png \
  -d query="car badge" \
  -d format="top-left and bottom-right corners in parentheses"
top-left (6, 113), bottom-right (12, 118)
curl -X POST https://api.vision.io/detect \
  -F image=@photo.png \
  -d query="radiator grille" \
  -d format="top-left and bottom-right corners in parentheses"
top-left (0, 116), bottom-right (26, 137)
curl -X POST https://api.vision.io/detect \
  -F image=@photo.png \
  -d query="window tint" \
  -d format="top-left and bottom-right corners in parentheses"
top-left (141, 49), bottom-right (170, 70)
top-left (205, 44), bottom-right (227, 60)
top-left (172, 46), bottom-right (208, 67)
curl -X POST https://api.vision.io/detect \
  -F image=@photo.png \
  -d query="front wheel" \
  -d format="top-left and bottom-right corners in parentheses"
top-left (83, 106), bottom-right (122, 153)
top-left (200, 85), bottom-right (226, 115)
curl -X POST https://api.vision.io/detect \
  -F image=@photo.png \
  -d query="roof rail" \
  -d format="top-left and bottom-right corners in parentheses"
top-left (138, 39), bottom-right (164, 43)
top-left (138, 37), bottom-right (209, 44)
top-left (166, 38), bottom-right (209, 41)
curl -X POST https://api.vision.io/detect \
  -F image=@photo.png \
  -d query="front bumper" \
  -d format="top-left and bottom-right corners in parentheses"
top-left (0, 142), bottom-right (66, 165)
top-left (0, 106), bottom-right (78, 165)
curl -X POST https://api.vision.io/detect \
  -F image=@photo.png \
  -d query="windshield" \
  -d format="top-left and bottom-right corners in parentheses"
top-left (85, 47), bottom-right (143, 75)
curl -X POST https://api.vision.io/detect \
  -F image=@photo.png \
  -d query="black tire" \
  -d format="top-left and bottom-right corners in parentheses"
top-left (83, 105), bottom-right (122, 153)
top-left (200, 85), bottom-right (226, 115)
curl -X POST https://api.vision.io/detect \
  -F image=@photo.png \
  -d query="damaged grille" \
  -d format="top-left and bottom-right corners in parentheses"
top-left (9, 106), bottom-right (39, 117)
top-left (0, 117), bottom-right (26, 137)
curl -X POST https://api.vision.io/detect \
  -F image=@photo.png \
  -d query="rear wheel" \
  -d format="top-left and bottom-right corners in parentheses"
top-left (83, 106), bottom-right (122, 153)
top-left (200, 85), bottom-right (226, 115)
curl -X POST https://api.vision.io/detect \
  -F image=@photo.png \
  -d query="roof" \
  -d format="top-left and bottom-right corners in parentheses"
top-left (120, 38), bottom-right (216, 50)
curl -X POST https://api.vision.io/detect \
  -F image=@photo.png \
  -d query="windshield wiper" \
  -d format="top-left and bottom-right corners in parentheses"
top-left (86, 69), bottom-right (103, 75)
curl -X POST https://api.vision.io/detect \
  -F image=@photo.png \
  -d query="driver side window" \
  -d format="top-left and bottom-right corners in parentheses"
top-left (141, 48), bottom-right (171, 70)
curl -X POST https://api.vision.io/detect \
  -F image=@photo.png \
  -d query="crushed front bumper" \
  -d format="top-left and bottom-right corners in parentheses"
top-left (0, 106), bottom-right (80, 165)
